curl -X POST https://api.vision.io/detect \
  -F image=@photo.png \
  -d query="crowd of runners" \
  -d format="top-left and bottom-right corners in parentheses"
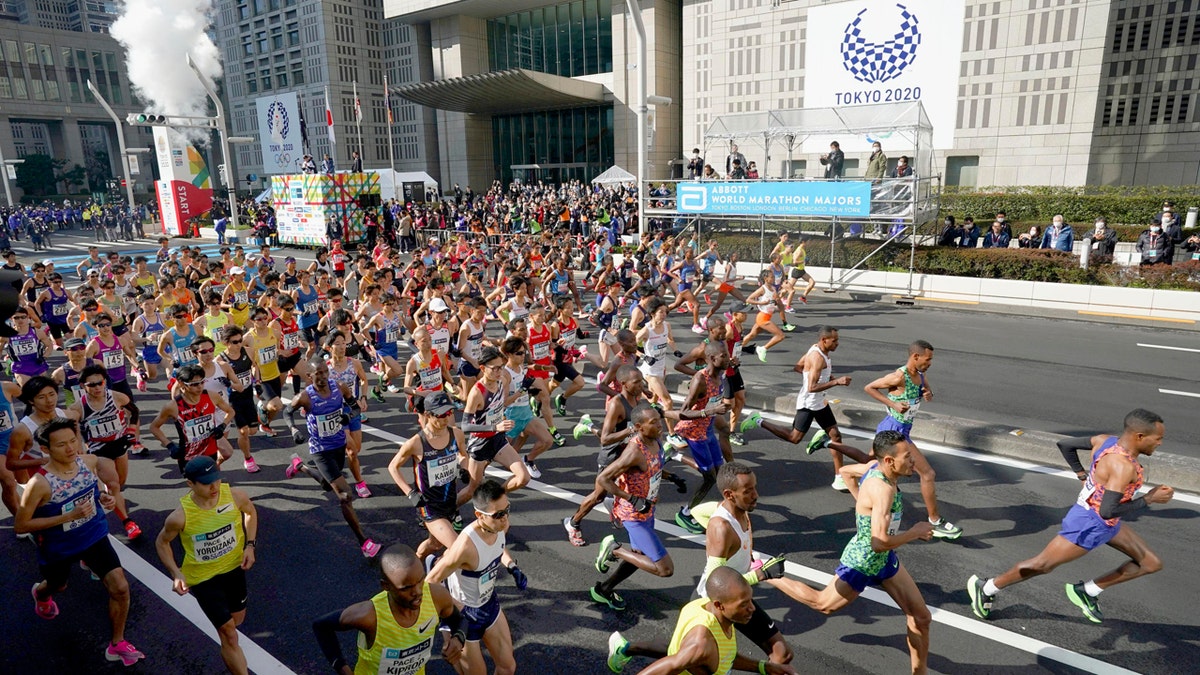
top-left (0, 220), bottom-right (1174, 675)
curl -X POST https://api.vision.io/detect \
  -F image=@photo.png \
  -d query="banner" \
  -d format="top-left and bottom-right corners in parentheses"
top-left (677, 181), bottom-right (871, 218)
top-left (152, 127), bottom-right (213, 236)
top-left (271, 172), bottom-right (380, 245)
top-left (804, 0), bottom-right (964, 150)
top-left (257, 92), bottom-right (302, 175)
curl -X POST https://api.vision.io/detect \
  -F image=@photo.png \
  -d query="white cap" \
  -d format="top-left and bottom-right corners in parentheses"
top-left (229, 266), bottom-right (245, 275)
top-left (429, 297), bottom-right (450, 313)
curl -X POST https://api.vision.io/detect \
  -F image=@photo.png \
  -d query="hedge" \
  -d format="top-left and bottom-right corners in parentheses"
top-left (940, 185), bottom-right (1197, 227)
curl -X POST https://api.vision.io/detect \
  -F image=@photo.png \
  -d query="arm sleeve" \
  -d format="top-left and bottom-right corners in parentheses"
top-left (1098, 490), bottom-right (1147, 520)
top-left (1056, 436), bottom-right (1094, 476)
top-left (312, 609), bottom-right (349, 672)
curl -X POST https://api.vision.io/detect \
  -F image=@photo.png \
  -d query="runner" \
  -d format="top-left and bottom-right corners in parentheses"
top-left (764, 431), bottom-right (934, 675)
top-left (244, 306), bottom-right (283, 435)
top-left (783, 236), bottom-right (815, 308)
top-left (217, 326), bottom-right (261, 472)
top-left (311, 544), bottom-right (467, 675)
top-left (967, 409), bottom-right (1173, 624)
top-left (700, 255), bottom-right (745, 333)
top-left (154, 456), bottom-right (258, 675)
top-left (189, 335), bottom-right (258, 472)
top-left (606, 567), bottom-right (795, 675)
top-left (158, 303), bottom-right (201, 385)
top-left (293, 269), bottom-right (323, 360)
top-left (862, 340), bottom-right (962, 539)
top-left (550, 295), bottom-right (588, 417)
top-left (427, 479), bottom-right (527, 675)
top-left (460, 347), bottom-right (531, 495)
top-left (363, 292), bottom-right (408, 400)
top-left (738, 326), bottom-right (870, 489)
top-left (500, 337), bottom-right (554, 479)
top-left (282, 357), bottom-right (382, 558)
top-left (739, 269), bottom-right (787, 362)
top-left (671, 342), bottom-right (731, 535)
top-left (591, 404), bottom-right (675, 611)
top-left (147, 364), bottom-right (236, 474)
top-left (16, 417), bottom-right (146, 666)
top-left (401, 326), bottom-right (452, 411)
top-left (272, 297), bottom-right (309, 397)
top-left (129, 293), bottom-right (167, 389)
top-left (636, 298), bottom-right (679, 428)
top-left (31, 273), bottom-right (72, 348)
top-left (193, 292), bottom-right (231, 357)
top-left (525, 303), bottom-right (562, 444)
top-left (0, 379), bottom-right (24, 521)
top-left (325, 331), bottom-right (372, 497)
top-left (51, 337), bottom-right (95, 408)
top-left (2, 308), bottom-right (55, 384)
top-left (85, 312), bottom-right (142, 452)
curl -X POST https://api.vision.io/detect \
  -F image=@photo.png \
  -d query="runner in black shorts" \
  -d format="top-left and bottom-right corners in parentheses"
top-left (387, 392), bottom-right (470, 560)
top-left (460, 348), bottom-right (530, 496)
top-left (218, 326), bottom-right (261, 472)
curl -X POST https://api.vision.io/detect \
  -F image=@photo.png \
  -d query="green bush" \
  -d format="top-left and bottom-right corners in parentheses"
top-left (940, 185), bottom-right (1196, 226)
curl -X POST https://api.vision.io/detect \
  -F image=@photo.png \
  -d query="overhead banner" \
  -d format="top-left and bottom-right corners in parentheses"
top-left (256, 92), bottom-right (302, 175)
top-left (804, 0), bottom-right (964, 150)
top-left (677, 181), bottom-right (871, 218)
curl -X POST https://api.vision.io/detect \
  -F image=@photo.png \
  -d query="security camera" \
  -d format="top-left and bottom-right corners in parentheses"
top-left (647, 95), bottom-right (673, 107)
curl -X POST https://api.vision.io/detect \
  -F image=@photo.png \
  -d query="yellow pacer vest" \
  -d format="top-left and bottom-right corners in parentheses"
top-left (666, 597), bottom-right (737, 675)
top-left (180, 483), bottom-right (244, 586)
top-left (355, 584), bottom-right (438, 675)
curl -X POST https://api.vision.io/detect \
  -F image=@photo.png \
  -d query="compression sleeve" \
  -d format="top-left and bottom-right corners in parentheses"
top-left (311, 609), bottom-right (349, 672)
top-left (701, 556), bottom-right (758, 587)
top-left (1056, 436), bottom-right (1094, 476)
top-left (1098, 490), bottom-right (1147, 520)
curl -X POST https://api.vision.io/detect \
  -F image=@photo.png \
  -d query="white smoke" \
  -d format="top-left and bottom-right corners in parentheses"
top-left (110, 0), bottom-right (223, 133)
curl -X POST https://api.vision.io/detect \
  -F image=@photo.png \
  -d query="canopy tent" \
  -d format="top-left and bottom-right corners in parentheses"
top-left (703, 101), bottom-right (935, 179)
top-left (254, 188), bottom-right (271, 203)
top-left (591, 165), bottom-right (636, 185)
top-left (366, 169), bottom-right (439, 200)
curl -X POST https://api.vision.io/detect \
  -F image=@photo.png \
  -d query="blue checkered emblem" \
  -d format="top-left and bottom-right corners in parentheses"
top-left (841, 4), bottom-right (921, 84)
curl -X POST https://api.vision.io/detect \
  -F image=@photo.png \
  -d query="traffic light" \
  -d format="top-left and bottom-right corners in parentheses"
top-left (218, 164), bottom-right (229, 185)
top-left (126, 113), bottom-right (168, 125)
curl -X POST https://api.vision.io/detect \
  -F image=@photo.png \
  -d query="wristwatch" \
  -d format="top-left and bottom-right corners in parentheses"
top-left (245, 540), bottom-right (256, 547)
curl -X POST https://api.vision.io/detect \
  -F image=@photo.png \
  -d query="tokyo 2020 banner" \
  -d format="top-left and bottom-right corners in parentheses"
top-left (804, 0), bottom-right (965, 150)
top-left (256, 92), bottom-right (302, 175)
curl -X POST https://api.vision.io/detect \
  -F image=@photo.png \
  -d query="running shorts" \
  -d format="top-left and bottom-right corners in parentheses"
top-left (277, 352), bottom-right (301, 375)
top-left (553, 361), bottom-right (579, 383)
top-left (755, 312), bottom-right (774, 326)
top-left (622, 518), bottom-right (668, 562)
top-left (230, 392), bottom-right (257, 429)
top-left (260, 377), bottom-right (282, 402)
top-left (467, 434), bottom-right (506, 463)
top-left (462, 595), bottom-right (501, 642)
top-left (1058, 504), bottom-right (1120, 551)
top-left (735, 600), bottom-right (782, 648)
top-left (834, 551), bottom-right (900, 593)
top-left (875, 416), bottom-right (913, 440)
top-left (40, 536), bottom-right (122, 589)
top-left (722, 371), bottom-right (745, 398)
top-left (309, 446), bottom-right (348, 484)
top-left (458, 360), bottom-right (481, 378)
top-left (792, 406), bottom-right (837, 436)
top-left (505, 405), bottom-right (533, 440)
top-left (190, 567), bottom-right (248, 628)
top-left (685, 429), bottom-right (724, 474)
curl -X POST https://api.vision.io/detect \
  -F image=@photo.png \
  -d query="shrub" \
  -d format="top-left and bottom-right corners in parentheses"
top-left (940, 185), bottom-right (1196, 226)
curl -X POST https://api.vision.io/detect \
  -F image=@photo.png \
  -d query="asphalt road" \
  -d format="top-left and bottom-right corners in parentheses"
top-left (2, 229), bottom-right (1197, 674)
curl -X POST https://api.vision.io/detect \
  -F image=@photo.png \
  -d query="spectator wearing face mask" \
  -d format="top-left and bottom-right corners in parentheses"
top-left (958, 217), bottom-right (981, 248)
top-left (937, 215), bottom-right (961, 246)
top-left (981, 221), bottom-right (1011, 248)
top-left (1040, 215), bottom-right (1074, 252)
top-left (1137, 219), bottom-right (1173, 265)
top-left (1017, 225), bottom-right (1041, 248)
top-left (1085, 219), bottom-right (1118, 256)
top-left (686, 148), bottom-right (704, 179)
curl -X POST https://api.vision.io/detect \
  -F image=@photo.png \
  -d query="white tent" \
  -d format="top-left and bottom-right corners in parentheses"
top-left (366, 169), bottom-right (439, 200)
top-left (591, 165), bottom-right (636, 185)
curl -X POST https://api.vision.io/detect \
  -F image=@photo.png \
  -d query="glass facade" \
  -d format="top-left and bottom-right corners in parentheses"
top-left (487, 0), bottom-right (612, 77)
top-left (492, 105), bottom-right (614, 184)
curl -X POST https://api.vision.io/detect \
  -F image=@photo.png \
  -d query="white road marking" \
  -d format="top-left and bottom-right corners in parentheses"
top-left (348, 411), bottom-right (1145, 673)
top-left (1159, 388), bottom-right (1200, 399)
top-left (110, 535), bottom-right (298, 675)
top-left (1137, 343), bottom-right (1200, 354)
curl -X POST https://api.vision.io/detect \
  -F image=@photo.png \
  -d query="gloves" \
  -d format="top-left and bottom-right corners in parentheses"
top-left (406, 491), bottom-right (427, 509)
top-left (673, 350), bottom-right (684, 358)
top-left (339, 413), bottom-right (351, 426)
top-left (209, 423), bottom-right (227, 440)
top-left (458, 467), bottom-right (472, 485)
top-left (758, 555), bottom-right (787, 581)
top-left (521, 375), bottom-right (536, 390)
top-left (508, 564), bottom-right (528, 591)
top-left (291, 428), bottom-right (307, 445)
top-left (577, 329), bottom-right (589, 340)
top-left (166, 441), bottom-right (183, 460)
top-left (629, 495), bottom-right (652, 514)
top-left (644, 356), bottom-right (657, 366)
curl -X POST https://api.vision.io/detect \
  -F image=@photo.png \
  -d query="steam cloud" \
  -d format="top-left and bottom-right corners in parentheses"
top-left (111, 0), bottom-right (223, 132)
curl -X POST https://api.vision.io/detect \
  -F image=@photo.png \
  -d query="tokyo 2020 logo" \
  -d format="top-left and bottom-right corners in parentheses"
top-left (840, 3), bottom-right (921, 84)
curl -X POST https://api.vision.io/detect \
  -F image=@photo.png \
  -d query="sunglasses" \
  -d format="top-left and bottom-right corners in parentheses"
top-left (509, 351), bottom-right (526, 357)
top-left (477, 507), bottom-right (511, 519)
top-left (196, 347), bottom-right (214, 355)
top-left (97, 323), bottom-right (112, 328)
top-left (183, 380), bottom-right (205, 387)
top-left (68, 345), bottom-right (86, 352)
top-left (174, 313), bottom-right (187, 319)
top-left (253, 316), bottom-right (268, 321)
top-left (84, 380), bottom-right (106, 388)
top-left (228, 339), bottom-right (243, 345)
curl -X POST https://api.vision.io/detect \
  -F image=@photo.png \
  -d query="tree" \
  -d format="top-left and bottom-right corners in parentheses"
top-left (86, 149), bottom-right (113, 192)
top-left (14, 153), bottom-right (63, 196)
top-left (58, 163), bottom-right (88, 193)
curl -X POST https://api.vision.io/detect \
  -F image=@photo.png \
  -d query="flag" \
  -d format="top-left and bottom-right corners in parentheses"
top-left (297, 90), bottom-right (310, 153)
top-left (353, 80), bottom-right (362, 123)
top-left (384, 74), bottom-right (393, 124)
top-left (324, 86), bottom-right (336, 147)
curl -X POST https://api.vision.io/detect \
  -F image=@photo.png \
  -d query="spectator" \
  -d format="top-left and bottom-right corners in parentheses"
top-left (820, 141), bottom-right (844, 179)
top-left (321, 153), bottom-right (335, 174)
top-left (1040, 215), bottom-right (1074, 252)
top-left (995, 211), bottom-right (1012, 238)
top-left (981, 220), bottom-right (1011, 248)
top-left (1085, 218), bottom-right (1118, 256)
top-left (300, 154), bottom-right (317, 174)
top-left (1137, 220), bottom-right (1172, 265)
top-left (700, 164), bottom-right (718, 180)
top-left (1017, 225), bottom-right (1041, 248)
top-left (889, 155), bottom-right (913, 178)
top-left (937, 215), bottom-right (961, 246)
top-left (865, 141), bottom-right (888, 181)
top-left (350, 150), bottom-right (363, 173)
top-left (725, 144), bottom-right (747, 175)
top-left (728, 159), bottom-right (748, 180)
top-left (686, 148), bottom-right (704, 179)
top-left (1181, 231), bottom-right (1200, 262)
top-left (745, 161), bottom-right (760, 179)
top-left (959, 217), bottom-right (981, 248)
top-left (1158, 210), bottom-right (1184, 256)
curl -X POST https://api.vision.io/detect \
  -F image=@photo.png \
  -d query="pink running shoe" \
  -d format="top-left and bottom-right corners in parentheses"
top-left (243, 457), bottom-right (260, 473)
top-left (355, 481), bottom-right (372, 498)
top-left (284, 454), bottom-right (304, 479)
top-left (361, 538), bottom-right (382, 558)
top-left (135, 369), bottom-right (147, 392)
top-left (104, 640), bottom-right (146, 667)
top-left (31, 583), bottom-right (58, 620)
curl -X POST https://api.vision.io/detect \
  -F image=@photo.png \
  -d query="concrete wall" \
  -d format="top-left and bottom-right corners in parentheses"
top-left (428, 13), bottom-right (493, 191)
top-left (612, 0), bottom-right (683, 181)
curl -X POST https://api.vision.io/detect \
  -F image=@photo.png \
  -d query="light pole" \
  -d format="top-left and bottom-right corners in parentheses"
top-left (624, 0), bottom-right (647, 239)
top-left (186, 54), bottom-right (240, 232)
top-left (86, 79), bottom-right (137, 211)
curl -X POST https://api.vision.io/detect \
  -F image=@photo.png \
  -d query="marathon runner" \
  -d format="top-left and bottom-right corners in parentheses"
top-left (217, 326), bottom-right (262, 473)
top-left (460, 347), bottom-right (531, 495)
top-left (671, 342), bottom-right (731, 534)
top-left (147, 363), bottom-right (235, 474)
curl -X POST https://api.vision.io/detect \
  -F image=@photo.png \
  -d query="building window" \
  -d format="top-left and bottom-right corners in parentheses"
top-left (487, 0), bottom-right (613, 78)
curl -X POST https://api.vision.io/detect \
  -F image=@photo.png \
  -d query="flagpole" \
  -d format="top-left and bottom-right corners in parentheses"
top-left (352, 80), bottom-right (362, 170)
top-left (296, 89), bottom-right (310, 157)
top-left (324, 85), bottom-right (336, 163)
top-left (384, 74), bottom-right (396, 201)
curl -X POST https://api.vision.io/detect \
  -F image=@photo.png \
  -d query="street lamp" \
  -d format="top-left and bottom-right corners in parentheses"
top-left (86, 79), bottom-right (137, 211)
top-left (186, 54), bottom-right (241, 232)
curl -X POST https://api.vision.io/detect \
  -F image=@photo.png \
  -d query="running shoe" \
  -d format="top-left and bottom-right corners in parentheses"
top-left (831, 474), bottom-right (849, 492)
top-left (781, 322), bottom-right (796, 332)
top-left (564, 517), bottom-right (586, 547)
top-left (691, 324), bottom-right (704, 334)
top-left (123, 520), bottom-right (142, 540)
top-left (806, 429), bottom-right (831, 455)
top-left (243, 457), bottom-right (260, 473)
top-left (553, 392), bottom-right (568, 416)
top-left (590, 584), bottom-right (626, 611)
top-left (665, 433), bottom-right (688, 450)
top-left (729, 432), bottom-right (746, 446)
top-left (135, 370), bottom-right (147, 392)
top-left (1066, 582), bottom-right (1102, 623)
top-left (355, 481), bottom-right (372, 499)
top-left (550, 427), bottom-right (566, 447)
top-left (967, 574), bottom-right (994, 620)
top-left (361, 538), bottom-right (382, 558)
top-left (675, 508), bottom-right (705, 534)
top-left (370, 387), bottom-right (386, 404)
top-left (607, 631), bottom-right (632, 672)
top-left (104, 640), bottom-right (145, 666)
top-left (738, 411), bottom-right (762, 434)
top-left (704, 294), bottom-right (713, 305)
top-left (573, 414), bottom-right (594, 440)
top-left (285, 453), bottom-right (304, 479)
top-left (31, 583), bottom-right (58, 620)
top-left (930, 519), bottom-right (964, 540)
top-left (81, 560), bottom-right (100, 581)
top-left (595, 534), bottom-right (618, 573)
top-left (258, 424), bottom-right (276, 437)
top-left (387, 384), bottom-right (402, 394)
top-left (15, 531), bottom-right (32, 542)
top-left (755, 345), bottom-right (768, 362)
top-left (799, 295), bottom-right (808, 304)
top-left (128, 443), bottom-right (148, 457)
top-left (699, 316), bottom-right (709, 331)
top-left (523, 456), bottom-right (542, 479)
top-left (530, 396), bottom-right (541, 417)
top-left (452, 512), bottom-right (465, 532)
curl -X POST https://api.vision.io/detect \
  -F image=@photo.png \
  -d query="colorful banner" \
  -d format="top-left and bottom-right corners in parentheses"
top-left (256, 92), bottom-right (303, 174)
top-left (271, 172), bottom-right (380, 246)
top-left (153, 127), bottom-right (213, 236)
top-left (676, 181), bottom-right (871, 217)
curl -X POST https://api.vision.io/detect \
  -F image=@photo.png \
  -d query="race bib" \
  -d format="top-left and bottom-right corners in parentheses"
top-left (283, 332), bottom-right (301, 350)
top-left (531, 340), bottom-right (550, 360)
top-left (887, 510), bottom-right (902, 536)
top-left (418, 365), bottom-right (441, 391)
top-left (258, 345), bottom-right (277, 364)
top-left (233, 291), bottom-right (248, 305)
top-left (1075, 477), bottom-right (1096, 509)
top-left (102, 350), bottom-right (124, 370)
top-left (315, 412), bottom-right (342, 437)
top-left (376, 639), bottom-right (432, 675)
top-left (560, 328), bottom-right (576, 351)
top-left (61, 491), bottom-right (98, 533)
top-left (145, 332), bottom-right (162, 346)
top-left (600, 329), bottom-right (618, 346)
top-left (183, 414), bottom-right (215, 442)
top-left (428, 453), bottom-right (457, 487)
top-left (86, 414), bottom-right (122, 439)
top-left (647, 471), bottom-right (662, 503)
top-left (12, 338), bottom-right (36, 356)
top-left (237, 370), bottom-right (253, 388)
top-left (52, 303), bottom-right (68, 316)
top-left (647, 341), bottom-right (667, 358)
top-left (385, 327), bottom-right (401, 344)
top-left (485, 401), bottom-right (503, 427)
top-left (477, 561), bottom-right (499, 604)
top-left (467, 335), bottom-right (483, 360)
top-left (177, 347), bottom-right (197, 364)
top-left (897, 399), bottom-right (921, 424)
top-left (190, 523), bottom-right (238, 562)
top-left (0, 410), bottom-right (12, 432)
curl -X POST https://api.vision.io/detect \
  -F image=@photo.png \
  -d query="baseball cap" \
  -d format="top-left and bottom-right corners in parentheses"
top-left (41, 259), bottom-right (54, 266)
top-left (429, 298), bottom-right (450, 314)
top-left (87, 269), bottom-right (100, 277)
top-left (229, 265), bottom-right (244, 275)
top-left (183, 456), bottom-right (221, 484)
top-left (423, 392), bottom-right (455, 417)
top-left (168, 247), bottom-right (179, 255)
top-left (62, 337), bottom-right (86, 350)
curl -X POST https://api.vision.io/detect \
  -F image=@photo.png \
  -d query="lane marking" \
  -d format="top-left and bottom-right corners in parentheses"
top-left (110, 535), bottom-right (298, 675)
top-left (889, 294), bottom-right (979, 305)
top-left (1077, 311), bottom-right (1194, 325)
top-left (1137, 343), bottom-right (1200, 354)
top-left (1159, 388), bottom-right (1200, 399)
top-left (347, 409), bottom-right (1145, 672)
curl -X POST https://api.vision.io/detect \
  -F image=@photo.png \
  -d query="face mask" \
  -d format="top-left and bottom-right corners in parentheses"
top-left (1151, 226), bottom-right (1162, 233)
top-left (997, 218), bottom-right (1005, 223)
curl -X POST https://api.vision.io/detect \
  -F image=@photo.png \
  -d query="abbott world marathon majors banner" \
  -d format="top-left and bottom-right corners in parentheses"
top-left (804, 0), bottom-right (965, 150)
top-left (677, 181), bottom-right (871, 218)
top-left (256, 92), bottom-right (302, 175)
